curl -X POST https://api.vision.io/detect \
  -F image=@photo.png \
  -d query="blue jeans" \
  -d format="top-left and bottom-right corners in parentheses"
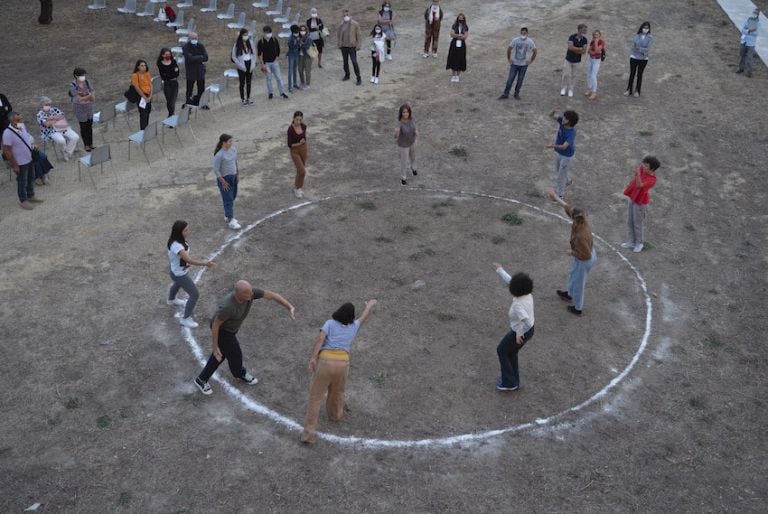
top-left (16, 162), bottom-right (35, 202)
top-left (287, 55), bottom-right (299, 91)
top-left (496, 325), bottom-right (535, 388)
top-left (503, 63), bottom-right (528, 96)
top-left (168, 270), bottom-right (199, 319)
top-left (567, 248), bottom-right (598, 310)
top-left (265, 61), bottom-right (285, 95)
top-left (217, 174), bottom-right (238, 220)
top-left (554, 153), bottom-right (572, 198)
top-left (738, 44), bottom-right (755, 73)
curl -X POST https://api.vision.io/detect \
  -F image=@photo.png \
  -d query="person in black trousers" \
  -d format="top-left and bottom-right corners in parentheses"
top-left (157, 48), bottom-right (180, 116)
top-left (39, 0), bottom-right (52, 24)
top-left (182, 33), bottom-right (208, 107)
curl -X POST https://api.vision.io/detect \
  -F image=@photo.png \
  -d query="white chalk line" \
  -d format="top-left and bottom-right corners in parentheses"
top-left (176, 188), bottom-right (653, 449)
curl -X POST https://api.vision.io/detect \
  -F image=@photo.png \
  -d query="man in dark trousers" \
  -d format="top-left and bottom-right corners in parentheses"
top-left (336, 10), bottom-right (362, 85)
top-left (39, 0), bottom-right (53, 24)
top-left (182, 32), bottom-right (209, 107)
top-left (0, 93), bottom-right (12, 132)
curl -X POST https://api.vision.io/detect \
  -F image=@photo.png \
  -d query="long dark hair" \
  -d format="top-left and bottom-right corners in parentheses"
top-left (214, 133), bottom-right (233, 155)
top-left (133, 59), bottom-right (149, 73)
top-left (637, 21), bottom-right (651, 34)
top-left (332, 303), bottom-right (356, 325)
top-left (235, 29), bottom-right (252, 56)
top-left (398, 103), bottom-right (412, 120)
top-left (167, 220), bottom-right (189, 250)
top-left (371, 23), bottom-right (383, 37)
top-left (452, 13), bottom-right (467, 31)
top-left (379, 2), bottom-right (392, 17)
top-left (156, 48), bottom-right (173, 67)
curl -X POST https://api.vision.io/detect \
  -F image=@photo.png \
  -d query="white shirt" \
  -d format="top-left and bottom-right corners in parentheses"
top-left (496, 267), bottom-right (534, 333)
top-left (168, 241), bottom-right (189, 276)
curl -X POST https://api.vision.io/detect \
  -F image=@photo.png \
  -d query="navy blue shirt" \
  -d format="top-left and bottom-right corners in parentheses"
top-left (565, 33), bottom-right (588, 63)
top-left (555, 116), bottom-right (576, 157)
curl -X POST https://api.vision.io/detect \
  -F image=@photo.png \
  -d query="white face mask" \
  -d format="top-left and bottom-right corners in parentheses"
top-left (520, 35), bottom-right (527, 40)
top-left (641, 28), bottom-right (649, 34)
top-left (311, 13), bottom-right (317, 18)
top-left (343, 16), bottom-right (350, 22)
top-left (190, 39), bottom-right (199, 44)
top-left (375, 28), bottom-right (381, 33)
top-left (16, 122), bottom-right (25, 130)
top-left (265, 32), bottom-right (272, 38)
top-left (383, 7), bottom-right (390, 11)
top-left (243, 35), bottom-right (249, 41)
top-left (42, 105), bottom-right (51, 112)
top-left (77, 75), bottom-right (86, 82)
top-left (300, 31), bottom-right (306, 36)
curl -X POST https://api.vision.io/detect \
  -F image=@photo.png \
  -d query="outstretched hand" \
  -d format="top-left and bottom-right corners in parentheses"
top-left (492, 262), bottom-right (502, 270)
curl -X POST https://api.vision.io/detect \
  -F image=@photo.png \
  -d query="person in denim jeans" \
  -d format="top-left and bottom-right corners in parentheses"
top-left (2, 112), bottom-right (44, 210)
top-left (287, 24), bottom-right (301, 93)
top-left (499, 27), bottom-right (537, 99)
top-left (213, 134), bottom-right (241, 230)
top-left (257, 26), bottom-right (289, 99)
top-left (737, 9), bottom-right (760, 77)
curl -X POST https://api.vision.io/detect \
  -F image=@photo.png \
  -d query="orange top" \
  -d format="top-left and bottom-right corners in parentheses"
top-left (131, 72), bottom-right (152, 96)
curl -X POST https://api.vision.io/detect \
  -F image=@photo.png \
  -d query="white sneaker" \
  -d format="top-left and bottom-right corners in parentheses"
top-left (620, 242), bottom-right (634, 249)
top-left (455, 75), bottom-right (460, 82)
top-left (374, 77), bottom-right (379, 84)
top-left (567, 89), bottom-right (574, 97)
top-left (386, 54), bottom-right (392, 61)
top-left (370, 76), bottom-right (375, 83)
top-left (623, 90), bottom-right (631, 96)
top-left (423, 53), bottom-right (429, 58)
top-left (294, 188), bottom-right (304, 199)
top-left (228, 218), bottom-right (241, 230)
top-left (240, 372), bottom-right (258, 385)
top-left (166, 298), bottom-right (186, 306)
top-left (633, 243), bottom-right (644, 253)
top-left (180, 317), bottom-right (199, 328)
top-left (431, 53), bottom-right (438, 58)
top-left (560, 87), bottom-right (566, 96)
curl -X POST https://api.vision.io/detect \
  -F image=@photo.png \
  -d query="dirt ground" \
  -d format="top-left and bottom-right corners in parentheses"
top-left (1, 0), bottom-right (766, 512)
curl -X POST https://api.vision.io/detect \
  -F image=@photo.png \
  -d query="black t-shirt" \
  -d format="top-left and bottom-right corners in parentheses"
top-left (565, 33), bottom-right (588, 63)
top-left (257, 38), bottom-right (281, 63)
top-left (157, 60), bottom-right (180, 81)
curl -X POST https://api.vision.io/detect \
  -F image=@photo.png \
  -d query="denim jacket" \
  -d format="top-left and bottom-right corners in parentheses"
top-left (630, 34), bottom-right (653, 60)
top-left (741, 16), bottom-right (760, 46)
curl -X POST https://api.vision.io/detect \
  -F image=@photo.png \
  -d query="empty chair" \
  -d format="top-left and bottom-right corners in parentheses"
top-left (277, 31), bottom-right (290, 39)
top-left (207, 84), bottom-right (225, 110)
top-left (223, 68), bottom-right (239, 88)
top-left (273, 6), bottom-right (290, 24)
top-left (217, 2), bottom-right (234, 20)
top-left (227, 11), bottom-right (245, 30)
top-left (265, 0), bottom-right (282, 16)
top-left (151, 75), bottom-right (162, 96)
top-left (200, 0), bottom-right (217, 12)
top-left (176, 17), bottom-right (196, 35)
top-left (136, 1), bottom-right (154, 16)
top-left (115, 100), bottom-right (136, 127)
top-left (281, 10), bottom-right (299, 29)
top-left (177, 0), bottom-right (193, 8)
top-left (93, 104), bottom-right (117, 140)
top-left (78, 144), bottom-right (112, 186)
top-left (162, 105), bottom-right (194, 145)
top-left (252, 0), bottom-right (269, 10)
top-left (246, 19), bottom-right (257, 36)
top-left (128, 121), bottom-right (164, 165)
top-left (167, 8), bottom-right (185, 28)
top-left (117, 0), bottom-right (138, 14)
top-left (88, 0), bottom-right (107, 10)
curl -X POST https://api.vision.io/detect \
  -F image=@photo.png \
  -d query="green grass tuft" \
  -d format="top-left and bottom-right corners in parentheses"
top-left (501, 212), bottom-right (523, 225)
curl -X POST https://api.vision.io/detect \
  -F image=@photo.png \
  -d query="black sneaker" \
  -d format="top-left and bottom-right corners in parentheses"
top-left (496, 378), bottom-right (519, 391)
top-left (268, 93), bottom-right (274, 99)
top-left (281, 93), bottom-right (289, 99)
top-left (341, 75), bottom-right (350, 81)
top-left (401, 179), bottom-right (407, 186)
top-left (567, 305), bottom-right (583, 316)
top-left (498, 94), bottom-right (509, 99)
top-left (556, 290), bottom-right (573, 302)
top-left (194, 377), bottom-right (212, 395)
top-left (201, 105), bottom-right (210, 110)
top-left (513, 94), bottom-right (520, 99)
top-left (356, 78), bottom-right (362, 86)
top-left (411, 168), bottom-right (418, 176)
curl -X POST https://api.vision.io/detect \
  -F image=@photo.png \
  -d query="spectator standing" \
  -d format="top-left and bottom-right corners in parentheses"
top-left (585, 30), bottom-right (605, 99)
top-left (287, 25), bottom-right (301, 93)
top-left (37, 96), bottom-right (80, 161)
top-left (182, 33), bottom-right (208, 107)
top-left (446, 14), bottom-right (469, 82)
top-left (499, 27), bottom-right (537, 99)
top-left (306, 8), bottom-right (326, 68)
top-left (231, 29), bottom-right (255, 105)
top-left (547, 109), bottom-right (579, 199)
top-left (737, 8), bottom-right (760, 77)
top-left (560, 23), bottom-right (588, 97)
top-left (423, 0), bottom-right (443, 58)
top-left (378, 1), bottom-right (397, 60)
top-left (624, 22), bottom-right (653, 97)
top-left (157, 48), bottom-right (180, 116)
top-left (287, 111), bottom-right (308, 198)
top-left (370, 24), bottom-right (387, 84)
top-left (337, 10), bottom-right (363, 85)
top-left (394, 103), bottom-right (418, 186)
top-left (258, 26), bottom-right (289, 99)
top-left (69, 68), bottom-right (95, 152)
top-left (213, 134), bottom-right (241, 230)
top-left (546, 189), bottom-right (598, 317)
top-left (130, 60), bottom-right (153, 130)
top-left (622, 156), bottom-right (660, 253)
top-left (2, 112), bottom-right (44, 210)
top-left (297, 25), bottom-right (313, 89)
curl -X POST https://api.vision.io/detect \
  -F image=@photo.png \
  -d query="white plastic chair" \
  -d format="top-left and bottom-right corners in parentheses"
top-left (88, 0), bottom-right (107, 10)
top-left (136, 1), bottom-right (154, 16)
top-left (227, 11), bottom-right (245, 30)
top-left (208, 84), bottom-right (225, 110)
top-left (167, 8), bottom-right (185, 28)
top-left (252, 0), bottom-right (269, 11)
top-left (273, 6), bottom-right (290, 24)
top-left (187, 89), bottom-right (212, 119)
top-left (176, 17), bottom-right (196, 35)
top-left (78, 144), bottom-right (112, 186)
top-left (200, 0), bottom-right (217, 12)
top-left (265, 0), bottom-right (282, 17)
top-left (223, 69), bottom-right (239, 88)
top-left (128, 122), bottom-right (164, 165)
top-left (217, 2), bottom-right (234, 20)
top-left (117, 0), bottom-right (138, 14)
top-left (246, 19), bottom-right (257, 36)
top-left (177, 0), bottom-right (193, 8)
top-left (115, 100), bottom-right (136, 127)
top-left (151, 76), bottom-right (162, 96)
top-left (154, 7), bottom-right (168, 23)
top-left (277, 31), bottom-right (290, 39)
top-left (281, 10), bottom-right (299, 29)
top-left (162, 106), bottom-right (194, 145)
top-left (93, 105), bottom-right (117, 140)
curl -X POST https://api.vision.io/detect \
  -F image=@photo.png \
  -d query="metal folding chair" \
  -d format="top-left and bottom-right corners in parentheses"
top-left (117, 0), bottom-right (138, 14)
top-left (127, 121), bottom-right (164, 165)
top-left (78, 144), bottom-right (112, 187)
top-left (217, 2), bottom-right (234, 20)
top-left (161, 105), bottom-right (194, 145)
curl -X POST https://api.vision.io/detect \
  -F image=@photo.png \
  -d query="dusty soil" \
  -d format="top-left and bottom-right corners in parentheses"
top-left (1, 0), bottom-right (766, 512)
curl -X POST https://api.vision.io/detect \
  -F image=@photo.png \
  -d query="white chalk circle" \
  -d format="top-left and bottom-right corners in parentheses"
top-left (180, 188), bottom-right (653, 449)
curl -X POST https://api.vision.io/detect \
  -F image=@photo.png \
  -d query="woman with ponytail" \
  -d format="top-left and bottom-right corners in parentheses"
top-left (213, 134), bottom-right (241, 229)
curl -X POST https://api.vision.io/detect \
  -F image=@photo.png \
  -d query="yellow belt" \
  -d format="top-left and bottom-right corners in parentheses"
top-left (318, 349), bottom-right (350, 362)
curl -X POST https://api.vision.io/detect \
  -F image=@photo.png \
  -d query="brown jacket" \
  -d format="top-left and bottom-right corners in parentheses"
top-left (565, 205), bottom-right (593, 260)
top-left (337, 20), bottom-right (361, 49)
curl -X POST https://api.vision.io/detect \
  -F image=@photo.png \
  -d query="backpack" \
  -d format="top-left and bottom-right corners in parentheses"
top-left (164, 6), bottom-right (176, 22)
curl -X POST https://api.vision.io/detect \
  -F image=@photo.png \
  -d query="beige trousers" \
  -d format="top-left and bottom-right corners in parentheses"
top-left (301, 359), bottom-right (349, 442)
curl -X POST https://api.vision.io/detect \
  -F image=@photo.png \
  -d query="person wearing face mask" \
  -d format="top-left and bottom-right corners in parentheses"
top-left (560, 23), bottom-right (588, 97)
top-left (625, 22), bottom-right (653, 97)
top-left (584, 30), bottom-right (605, 100)
top-left (499, 27), bottom-right (537, 100)
top-left (287, 24), bottom-right (301, 93)
top-left (69, 68), bottom-right (95, 151)
top-left (378, 2), bottom-right (397, 60)
top-left (2, 112), bottom-right (44, 210)
top-left (423, 0), bottom-right (443, 58)
top-left (306, 8), bottom-right (326, 68)
top-left (446, 14), bottom-right (469, 82)
top-left (156, 49), bottom-right (180, 116)
top-left (257, 27), bottom-right (289, 99)
top-left (37, 96), bottom-right (80, 161)
top-left (370, 24), bottom-right (387, 84)
top-left (737, 9), bottom-right (760, 77)
top-left (297, 25), bottom-right (314, 89)
top-left (337, 10), bottom-right (363, 85)
top-left (231, 29), bottom-right (255, 105)
top-left (182, 33), bottom-right (209, 107)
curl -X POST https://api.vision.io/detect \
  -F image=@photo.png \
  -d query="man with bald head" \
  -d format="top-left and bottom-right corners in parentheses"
top-left (182, 32), bottom-right (208, 107)
top-left (194, 280), bottom-right (295, 395)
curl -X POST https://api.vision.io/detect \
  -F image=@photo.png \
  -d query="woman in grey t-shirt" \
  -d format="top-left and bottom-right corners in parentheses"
top-left (213, 134), bottom-right (241, 230)
top-left (394, 103), bottom-right (418, 186)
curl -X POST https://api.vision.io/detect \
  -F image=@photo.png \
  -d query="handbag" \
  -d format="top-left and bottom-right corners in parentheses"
top-left (320, 26), bottom-right (330, 38)
top-left (601, 48), bottom-right (606, 62)
top-left (124, 85), bottom-right (140, 104)
top-left (308, 43), bottom-right (319, 60)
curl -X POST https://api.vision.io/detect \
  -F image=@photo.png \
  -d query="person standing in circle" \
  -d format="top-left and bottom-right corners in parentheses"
top-left (560, 23), bottom-right (588, 97)
top-left (69, 68), bottom-right (95, 152)
top-left (547, 109), bottom-right (579, 199)
top-left (306, 8), bottom-right (326, 68)
top-left (213, 134), bottom-right (241, 230)
top-left (156, 49), bottom-right (180, 117)
top-left (584, 30), bottom-right (605, 100)
top-left (622, 156), bottom-right (660, 253)
top-left (394, 103), bottom-right (418, 186)
top-left (446, 14), bottom-right (469, 82)
top-left (232, 29), bottom-right (255, 105)
top-left (370, 24), bottom-right (387, 84)
top-left (300, 299), bottom-right (377, 444)
top-left (624, 22), bottom-right (653, 97)
top-left (194, 280), bottom-right (296, 395)
top-left (378, 1), bottom-right (397, 60)
top-left (131, 60), bottom-right (153, 130)
top-left (287, 111), bottom-right (308, 199)
top-left (167, 220), bottom-right (216, 329)
top-left (491, 263), bottom-right (534, 391)
top-left (546, 189), bottom-right (597, 316)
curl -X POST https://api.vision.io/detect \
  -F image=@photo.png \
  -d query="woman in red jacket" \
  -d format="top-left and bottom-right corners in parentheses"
top-left (622, 156), bottom-right (660, 253)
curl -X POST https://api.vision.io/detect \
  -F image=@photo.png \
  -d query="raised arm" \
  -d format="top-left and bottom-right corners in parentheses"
top-left (263, 290), bottom-right (296, 319)
top-left (357, 299), bottom-right (377, 327)
top-left (493, 263), bottom-right (512, 284)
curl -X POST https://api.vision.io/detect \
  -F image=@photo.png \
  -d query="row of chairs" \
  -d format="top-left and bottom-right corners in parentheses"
top-left (96, 0), bottom-right (291, 22)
